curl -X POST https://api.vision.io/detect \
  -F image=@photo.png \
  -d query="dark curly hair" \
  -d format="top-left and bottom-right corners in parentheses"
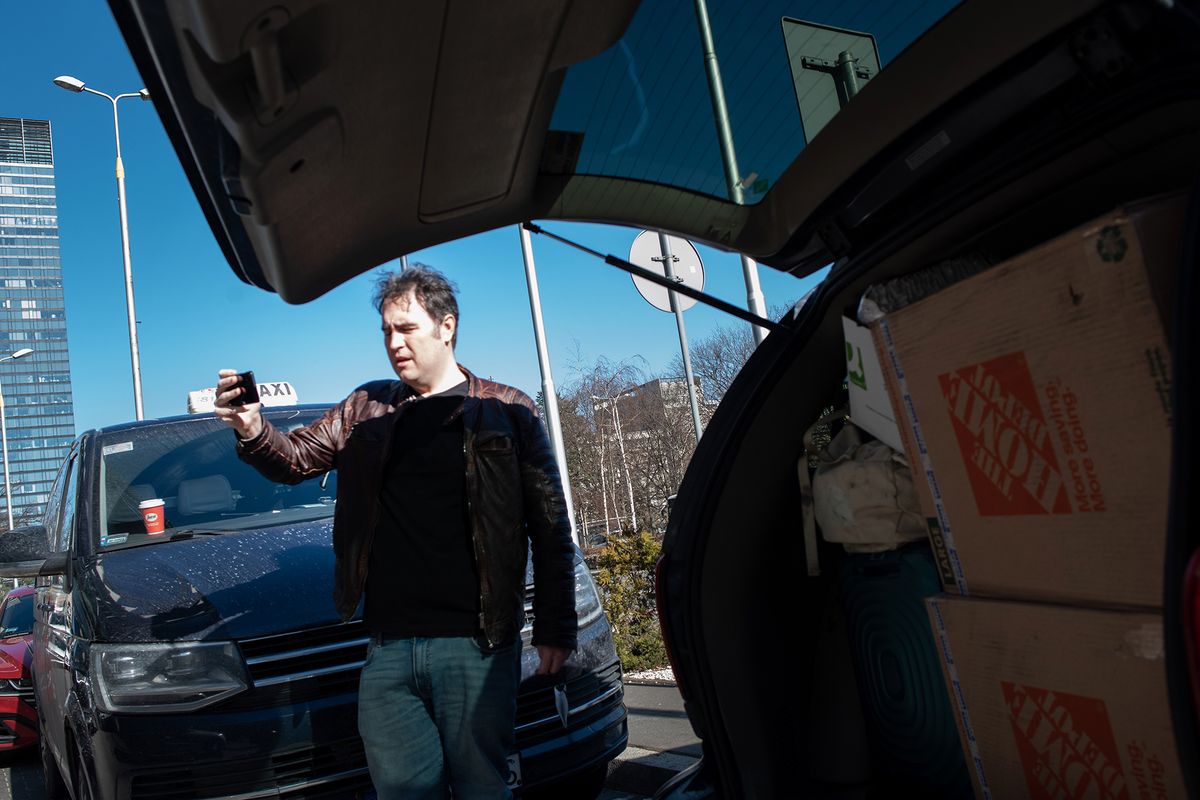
top-left (372, 264), bottom-right (460, 347)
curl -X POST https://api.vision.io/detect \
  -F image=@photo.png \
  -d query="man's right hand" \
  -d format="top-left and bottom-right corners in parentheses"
top-left (214, 369), bottom-right (264, 440)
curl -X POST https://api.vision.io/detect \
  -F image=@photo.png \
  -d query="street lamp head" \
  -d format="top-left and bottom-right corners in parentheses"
top-left (137, 88), bottom-right (151, 101)
top-left (10, 349), bottom-right (33, 359)
top-left (53, 75), bottom-right (86, 93)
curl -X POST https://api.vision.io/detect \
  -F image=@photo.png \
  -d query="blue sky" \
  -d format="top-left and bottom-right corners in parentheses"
top-left (2, 2), bottom-right (821, 434)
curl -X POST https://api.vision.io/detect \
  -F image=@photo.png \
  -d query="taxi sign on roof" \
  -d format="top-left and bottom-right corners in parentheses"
top-left (187, 381), bottom-right (299, 414)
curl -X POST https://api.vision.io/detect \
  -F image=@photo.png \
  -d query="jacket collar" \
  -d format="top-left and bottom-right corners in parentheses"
top-left (393, 363), bottom-right (478, 402)
top-left (460, 364), bottom-right (484, 398)
top-left (454, 365), bottom-right (482, 425)
top-left (391, 364), bottom-right (479, 425)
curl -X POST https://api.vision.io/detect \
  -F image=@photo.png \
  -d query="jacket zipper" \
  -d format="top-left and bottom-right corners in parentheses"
top-left (463, 400), bottom-right (493, 647)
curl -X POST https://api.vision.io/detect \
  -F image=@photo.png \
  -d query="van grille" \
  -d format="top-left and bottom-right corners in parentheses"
top-left (522, 584), bottom-right (534, 630)
top-left (241, 620), bottom-right (370, 684)
top-left (220, 593), bottom-right (618, 736)
top-left (514, 660), bottom-right (623, 745)
top-left (220, 621), bottom-right (368, 711)
top-left (128, 737), bottom-right (370, 800)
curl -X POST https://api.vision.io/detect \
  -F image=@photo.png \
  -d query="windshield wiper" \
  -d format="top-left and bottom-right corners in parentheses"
top-left (168, 529), bottom-right (234, 540)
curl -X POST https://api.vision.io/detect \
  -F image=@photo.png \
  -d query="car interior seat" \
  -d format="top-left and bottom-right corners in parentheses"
top-left (177, 475), bottom-right (235, 519)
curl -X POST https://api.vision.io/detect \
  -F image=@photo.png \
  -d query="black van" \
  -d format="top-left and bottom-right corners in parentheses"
top-left (0, 406), bottom-right (626, 799)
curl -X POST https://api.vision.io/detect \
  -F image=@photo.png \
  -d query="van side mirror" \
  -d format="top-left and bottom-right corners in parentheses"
top-left (0, 525), bottom-right (67, 578)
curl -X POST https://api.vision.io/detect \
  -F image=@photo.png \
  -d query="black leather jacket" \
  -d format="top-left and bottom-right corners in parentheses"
top-left (236, 366), bottom-right (577, 649)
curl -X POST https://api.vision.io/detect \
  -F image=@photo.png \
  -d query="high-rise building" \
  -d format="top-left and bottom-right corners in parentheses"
top-left (0, 118), bottom-right (76, 522)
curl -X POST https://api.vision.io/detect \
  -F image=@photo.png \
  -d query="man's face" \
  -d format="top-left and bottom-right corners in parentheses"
top-left (381, 292), bottom-right (456, 392)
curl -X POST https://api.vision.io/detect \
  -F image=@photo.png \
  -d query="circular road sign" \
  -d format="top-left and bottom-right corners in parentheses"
top-left (628, 231), bottom-right (705, 313)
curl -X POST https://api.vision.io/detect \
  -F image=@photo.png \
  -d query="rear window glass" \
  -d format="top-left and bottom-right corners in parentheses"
top-left (547, 0), bottom-right (963, 204)
top-left (94, 412), bottom-right (336, 550)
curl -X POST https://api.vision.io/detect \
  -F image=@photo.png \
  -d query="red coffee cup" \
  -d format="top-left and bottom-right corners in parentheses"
top-left (139, 499), bottom-right (166, 535)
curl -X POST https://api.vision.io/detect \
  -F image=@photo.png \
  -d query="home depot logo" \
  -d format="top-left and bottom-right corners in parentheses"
top-left (939, 352), bottom-right (1070, 516)
top-left (1002, 682), bottom-right (1128, 800)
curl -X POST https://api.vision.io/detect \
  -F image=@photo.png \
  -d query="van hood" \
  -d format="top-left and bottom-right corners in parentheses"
top-left (81, 521), bottom-right (346, 643)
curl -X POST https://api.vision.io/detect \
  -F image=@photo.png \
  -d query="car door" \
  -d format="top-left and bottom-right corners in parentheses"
top-left (33, 445), bottom-right (80, 767)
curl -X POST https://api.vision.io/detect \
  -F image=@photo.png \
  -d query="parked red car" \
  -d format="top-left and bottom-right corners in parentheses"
top-left (0, 585), bottom-right (37, 751)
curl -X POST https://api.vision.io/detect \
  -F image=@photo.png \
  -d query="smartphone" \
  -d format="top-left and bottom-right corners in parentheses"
top-left (229, 370), bottom-right (260, 405)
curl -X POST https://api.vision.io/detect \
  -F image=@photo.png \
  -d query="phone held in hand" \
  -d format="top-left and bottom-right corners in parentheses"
top-left (230, 371), bottom-right (260, 405)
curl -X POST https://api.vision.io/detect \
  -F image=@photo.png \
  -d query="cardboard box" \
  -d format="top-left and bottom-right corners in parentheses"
top-left (927, 595), bottom-right (1183, 799)
top-left (874, 196), bottom-right (1181, 607)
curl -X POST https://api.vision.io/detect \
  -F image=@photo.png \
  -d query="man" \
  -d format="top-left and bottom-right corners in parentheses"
top-left (214, 266), bottom-right (577, 800)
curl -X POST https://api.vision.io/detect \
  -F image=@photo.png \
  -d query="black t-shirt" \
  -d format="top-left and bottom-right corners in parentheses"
top-left (365, 380), bottom-right (480, 636)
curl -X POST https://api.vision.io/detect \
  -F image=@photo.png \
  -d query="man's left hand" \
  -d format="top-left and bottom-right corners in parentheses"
top-left (535, 645), bottom-right (571, 675)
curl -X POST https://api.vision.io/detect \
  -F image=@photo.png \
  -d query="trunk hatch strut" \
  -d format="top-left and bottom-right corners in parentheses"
top-left (522, 222), bottom-right (787, 333)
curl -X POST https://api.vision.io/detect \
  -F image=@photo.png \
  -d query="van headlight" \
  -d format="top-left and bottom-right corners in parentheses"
top-left (91, 642), bottom-right (249, 714)
top-left (575, 560), bottom-right (604, 627)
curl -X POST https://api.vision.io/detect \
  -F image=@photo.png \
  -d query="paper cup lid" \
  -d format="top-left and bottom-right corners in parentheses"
top-left (139, 498), bottom-right (165, 509)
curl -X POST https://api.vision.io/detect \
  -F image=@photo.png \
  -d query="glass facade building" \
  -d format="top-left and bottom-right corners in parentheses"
top-left (0, 118), bottom-right (76, 522)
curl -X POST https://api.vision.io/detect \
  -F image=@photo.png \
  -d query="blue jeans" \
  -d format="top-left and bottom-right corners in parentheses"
top-left (358, 635), bottom-right (522, 800)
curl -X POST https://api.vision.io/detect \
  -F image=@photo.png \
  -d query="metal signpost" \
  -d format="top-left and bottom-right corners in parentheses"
top-left (629, 231), bottom-right (704, 444)
top-left (517, 225), bottom-right (578, 546)
top-left (780, 19), bottom-right (880, 144)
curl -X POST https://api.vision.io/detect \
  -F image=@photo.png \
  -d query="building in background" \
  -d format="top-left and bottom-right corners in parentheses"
top-left (591, 377), bottom-right (711, 441)
top-left (584, 377), bottom-right (713, 540)
top-left (0, 118), bottom-right (76, 522)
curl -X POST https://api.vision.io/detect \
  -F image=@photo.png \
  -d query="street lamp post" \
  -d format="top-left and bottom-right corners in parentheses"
top-left (0, 349), bottom-right (34, 532)
top-left (54, 75), bottom-right (151, 420)
top-left (592, 392), bottom-right (638, 532)
top-left (693, 0), bottom-right (769, 345)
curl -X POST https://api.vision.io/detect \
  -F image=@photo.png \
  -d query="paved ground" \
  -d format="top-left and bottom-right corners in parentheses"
top-left (0, 749), bottom-right (43, 800)
top-left (0, 682), bottom-right (700, 800)
top-left (602, 682), bottom-right (700, 799)
top-left (621, 683), bottom-right (700, 758)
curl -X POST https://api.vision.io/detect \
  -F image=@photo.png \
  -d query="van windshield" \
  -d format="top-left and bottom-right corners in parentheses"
top-left (0, 593), bottom-right (33, 637)
top-left (95, 411), bottom-right (336, 550)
